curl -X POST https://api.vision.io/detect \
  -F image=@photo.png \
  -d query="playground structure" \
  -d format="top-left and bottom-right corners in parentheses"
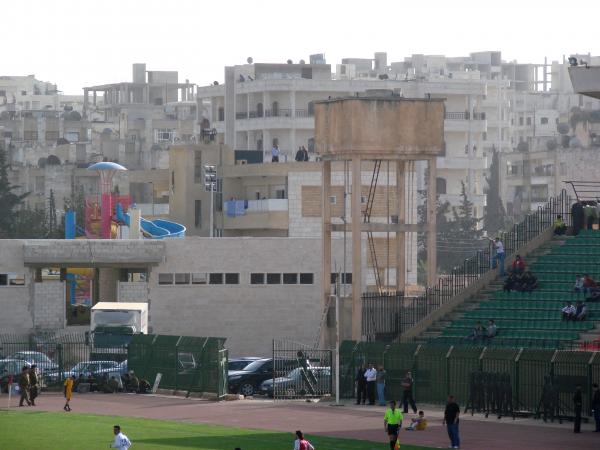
top-left (82, 161), bottom-right (186, 240)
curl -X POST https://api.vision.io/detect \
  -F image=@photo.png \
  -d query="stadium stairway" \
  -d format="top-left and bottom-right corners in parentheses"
top-left (417, 230), bottom-right (600, 349)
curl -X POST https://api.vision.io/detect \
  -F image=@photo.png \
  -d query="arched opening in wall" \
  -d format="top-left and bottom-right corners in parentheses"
top-left (272, 138), bottom-right (279, 148)
top-left (307, 137), bottom-right (315, 153)
top-left (307, 101), bottom-right (315, 116)
top-left (218, 107), bottom-right (224, 121)
top-left (436, 177), bottom-right (447, 195)
top-left (272, 101), bottom-right (279, 117)
top-left (256, 103), bottom-right (263, 118)
top-left (201, 118), bottom-right (210, 129)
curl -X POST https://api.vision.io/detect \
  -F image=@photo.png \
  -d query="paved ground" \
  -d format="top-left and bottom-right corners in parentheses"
top-left (3, 392), bottom-right (599, 450)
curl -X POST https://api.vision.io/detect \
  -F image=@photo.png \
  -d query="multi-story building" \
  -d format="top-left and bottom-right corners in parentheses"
top-left (83, 63), bottom-right (197, 171)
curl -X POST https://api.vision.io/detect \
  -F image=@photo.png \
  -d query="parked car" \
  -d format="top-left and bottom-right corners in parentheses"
top-left (228, 358), bottom-right (297, 397)
top-left (8, 351), bottom-right (58, 374)
top-left (0, 359), bottom-right (32, 393)
top-left (259, 367), bottom-right (331, 398)
top-left (45, 360), bottom-right (119, 383)
top-left (228, 357), bottom-right (261, 372)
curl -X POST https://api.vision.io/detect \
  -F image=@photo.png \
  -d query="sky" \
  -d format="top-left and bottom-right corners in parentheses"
top-left (2, 0), bottom-right (599, 94)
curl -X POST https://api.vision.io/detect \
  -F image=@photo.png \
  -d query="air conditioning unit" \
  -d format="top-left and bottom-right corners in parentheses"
top-left (237, 159), bottom-right (247, 165)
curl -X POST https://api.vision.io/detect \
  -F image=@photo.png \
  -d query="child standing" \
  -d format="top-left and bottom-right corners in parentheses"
top-left (63, 375), bottom-right (75, 411)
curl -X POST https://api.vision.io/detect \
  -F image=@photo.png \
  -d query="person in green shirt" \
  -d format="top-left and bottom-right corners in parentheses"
top-left (384, 400), bottom-right (403, 450)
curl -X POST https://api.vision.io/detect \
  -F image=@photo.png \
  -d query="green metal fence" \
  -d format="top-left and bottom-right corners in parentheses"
top-left (341, 340), bottom-right (600, 416)
top-left (0, 333), bottom-right (228, 399)
top-left (127, 334), bottom-right (228, 398)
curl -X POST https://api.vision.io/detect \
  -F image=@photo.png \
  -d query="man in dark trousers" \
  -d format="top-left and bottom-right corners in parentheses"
top-left (355, 364), bottom-right (367, 405)
top-left (592, 383), bottom-right (600, 432)
top-left (18, 366), bottom-right (31, 407)
top-left (401, 371), bottom-right (417, 413)
top-left (574, 384), bottom-right (583, 433)
top-left (444, 395), bottom-right (460, 449)
top-left (28, 365), bottom-right (39, 406)
top-left (364, 363), bottom-right (377, 405)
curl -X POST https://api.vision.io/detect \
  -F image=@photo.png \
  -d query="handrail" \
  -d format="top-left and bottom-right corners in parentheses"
top-left (362, 189), bottom-right (572, 341)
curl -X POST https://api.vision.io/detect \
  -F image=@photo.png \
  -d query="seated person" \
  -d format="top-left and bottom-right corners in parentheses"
top-left (511, 255), bottom-right (526, 275)
top-left (553, 215), bottom-right (567, 235)
top-left (74, 374), bottom-right (85, 392)
top-left (575, 302), bottom-right (588, 321)
top-left (587, 290), bottom-right (600, 302)
top-left (107, 376), bottom-right (119, 393)
top-left (138, 378), bottom-right (151, 394)
top-left (127, 371), bottom-right (139, 393)
top-left (583, 274), bottom-right (599, 295)
top-left (574, 274), bottom-right (584, 293)
top-left (485, 319), bottom-right (498, 340)
top-left (520, 272), bottom-right (538, 292)
top-left (503, 273), bottom-right (518, 292)
top-left (469, 322), bottom-right (486, 340)
top-left (406, 410), bottom-right (427, 431)
top-left (562, 302), bottom-right (576, 321)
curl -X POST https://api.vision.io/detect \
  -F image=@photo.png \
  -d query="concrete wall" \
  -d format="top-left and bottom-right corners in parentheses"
top-left (0, 240), bottom-right (33, 332)
top-left (148, 238), bottom-right (326, 356)
top-left (117, 282), bottom-right (149, 302)
top-left (33, 281), bottom-right (65, 330)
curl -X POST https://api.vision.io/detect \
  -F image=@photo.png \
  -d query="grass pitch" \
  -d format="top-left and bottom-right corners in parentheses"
top-left (0, 410), bottom-right (438, 449)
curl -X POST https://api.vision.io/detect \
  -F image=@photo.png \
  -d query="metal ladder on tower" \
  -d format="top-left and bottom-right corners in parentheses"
top-left (364, 160), bottom-right (383, 294)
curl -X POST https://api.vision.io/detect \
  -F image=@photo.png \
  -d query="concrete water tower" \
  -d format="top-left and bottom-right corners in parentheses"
top-left (315, 94), bottom-right (445, 342)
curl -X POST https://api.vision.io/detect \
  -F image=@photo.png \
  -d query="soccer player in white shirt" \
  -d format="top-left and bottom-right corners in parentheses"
top-left (110, 425), bottom-right (132, 450)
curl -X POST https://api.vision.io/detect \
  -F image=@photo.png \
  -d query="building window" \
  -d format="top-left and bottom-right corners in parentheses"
top-left (0, 273), bottom-right (25, 286)
top-left (526, 117), bottom-right (532, 126)
top-left (65, 131), bottom-right (79, 142)
top-left (266, 273), bottom-right (281, 284)
top-left (158, 273), bottom-right (174, 285)
top-left (251, 273), bottom-right (265, 284)
top-left (225, 273), bottom-right (239, 284)
top-left (175, 273), bottom-right (190, 285)
top-left (0, 274), bottom-right (7, 286)
top-left (194, 151), bottom-right (202, 183)
top-left (519, 117), bottom-right (524, 126)
top-left (436, 178), bottom-right (447, 195)
top-left (283, 273), bottom-right (298, 284)
top-left (329, 195), bottom-right (337, 205)
top-left (540, 117), bottom-right (549, 125)
top-left (299, 273), bottom-right (314, 284)
top-left (194, 200), bottom-right (202, 228)
top-left (301, 68), bottom-right (313, 79)
top-left (24, 130), bottom-right (38, 141)
top-left (209, 273), bottom-right (223, 284)
top-left (192, 273), bottom-right (207, 284)
top-left (218, 107), bottom-right (225, 121)
top-left (331, 273), bottom-right (352, 284)
top-left (155, 129), bottom-right (174, 143)
top-left (275, 189), bottom-right (286, 199)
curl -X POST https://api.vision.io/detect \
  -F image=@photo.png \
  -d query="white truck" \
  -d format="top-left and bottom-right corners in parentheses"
top-left (90, 302), bottom-right (148, 358)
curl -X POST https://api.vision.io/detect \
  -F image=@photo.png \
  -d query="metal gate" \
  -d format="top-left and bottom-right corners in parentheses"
top-left (272, 339), bottom-right (332, 400)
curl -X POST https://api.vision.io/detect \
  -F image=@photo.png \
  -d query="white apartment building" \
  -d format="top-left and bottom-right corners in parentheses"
top-left (197, 58), bottom-right (491, 218)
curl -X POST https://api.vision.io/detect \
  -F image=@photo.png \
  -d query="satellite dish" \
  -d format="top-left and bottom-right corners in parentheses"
top-left (299, 59), bottom-right (306, 64)
top-left (213, 81), bottom-right (219, 86)
top-left (247, 57), bottom-right (253, 64)
top-left (287, 59), bottom-right (293, 64)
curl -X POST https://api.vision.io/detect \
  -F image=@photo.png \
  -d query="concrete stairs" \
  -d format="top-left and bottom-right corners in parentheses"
top-left (414, 236), bottom-right (573, 345)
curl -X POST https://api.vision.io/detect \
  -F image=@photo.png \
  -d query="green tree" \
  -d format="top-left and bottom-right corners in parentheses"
top-left (14, 207), bottom-right (48, 238)
top-left (0, 146), bottom-right (28, 237)
top-left (484, 149), bottom-right (509, 234)
top-left (46, 189), bottom-right (60, 238)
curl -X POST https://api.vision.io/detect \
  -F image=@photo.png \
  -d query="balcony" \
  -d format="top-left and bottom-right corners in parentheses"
top-left (569, 65), bottom-right (600, 99)
top-left (223, 199), bottom-right (289, 230)
top-left (444, 111), bottom-right (487, 133)
top-left (437, 156), bottom-right (488, 170)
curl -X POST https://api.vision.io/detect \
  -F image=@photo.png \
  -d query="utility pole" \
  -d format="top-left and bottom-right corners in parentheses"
top-left (203, 165), bottom-right (217, 237)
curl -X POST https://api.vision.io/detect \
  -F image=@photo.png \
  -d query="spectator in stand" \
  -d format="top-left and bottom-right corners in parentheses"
top-left (574, 274), bottom-right (584, 293)
top-left (562, 302), bottom-right (576, 321)
top-left (511, 255), bottom-right (526, 275)
top-left (571, 201), bottom-right (584, 236)
top-left (520, 272), bottom-right (538, 292)
top-left (553, 215), bottom-right (567, 235)
top-left (575, 302), bottom-right (588, 321)
top-left (271, 144), bottom-right (280, 163)
top-left (583, 274), bottom-right (599, 295)
top-left (489, 237), bottom-right (506, 277)
top-left (503, 273), bottom-right (518, 292)
top-left (486, 319), bottom-right (498, 340)
top-left (469, 322), bottom-right (486, 341)
top-left (295, 146), bottom-right (309, 162)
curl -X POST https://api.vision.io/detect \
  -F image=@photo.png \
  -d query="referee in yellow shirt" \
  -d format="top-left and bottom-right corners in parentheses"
top-left (384, 400), bottom-right (403, 450)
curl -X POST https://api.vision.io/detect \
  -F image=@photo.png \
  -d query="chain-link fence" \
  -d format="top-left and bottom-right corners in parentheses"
top-left (340, 340), bottom-right (600, 417)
